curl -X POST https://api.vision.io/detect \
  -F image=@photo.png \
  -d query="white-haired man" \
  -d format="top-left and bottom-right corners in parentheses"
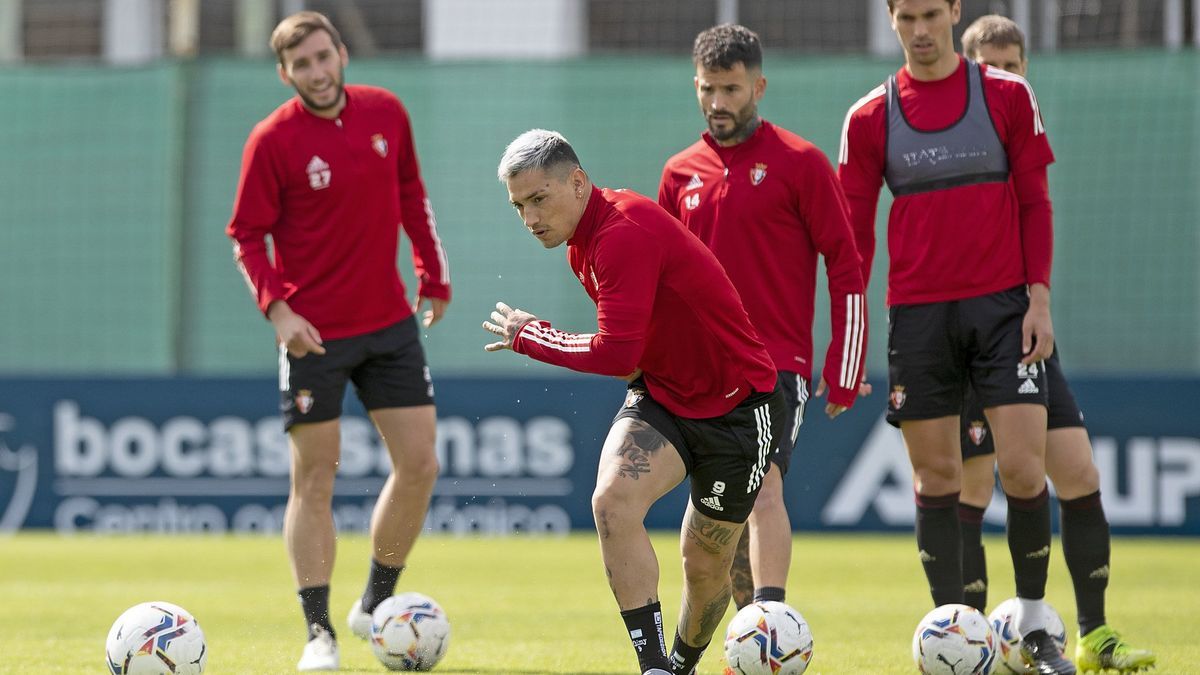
top-left (485, 129), bottom-right (783, 675)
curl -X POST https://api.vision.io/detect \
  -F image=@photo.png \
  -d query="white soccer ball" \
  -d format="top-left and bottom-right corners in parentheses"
top-left (912, 603), bottom-right (997, 675)
top-left (104, 601), bottom-right (206, 674)
top-left (723, 601), bottom-right (814, 675)
top-left (988, 598), bottom-right (1068, 674)
top-left (370, 592), bottom-right (451, 671)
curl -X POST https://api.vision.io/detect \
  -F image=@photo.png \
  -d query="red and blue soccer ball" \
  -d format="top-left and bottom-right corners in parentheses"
top-left (370, 592), bottom-right (451, 671)
top-left (104, 601), bottom-right (207, 674)
top-left (723, 600), bottom-right (815, 674)
top-left (912, 603), bottom-right (997, 675)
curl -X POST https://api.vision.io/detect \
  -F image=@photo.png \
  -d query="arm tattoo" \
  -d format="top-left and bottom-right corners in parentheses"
top-left (615, 423), bottom-right (667, 480)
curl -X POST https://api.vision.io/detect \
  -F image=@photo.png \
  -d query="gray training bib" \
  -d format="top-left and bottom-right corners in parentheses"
top-left (884, 60), bottom-right (1009, 197)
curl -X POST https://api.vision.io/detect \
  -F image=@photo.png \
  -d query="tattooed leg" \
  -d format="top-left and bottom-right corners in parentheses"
top-left (730, 527), bottom-right (754, 609)
top-left (678, 504), bottom-right (744, 646)
top-left (592, 418), bottom-right (686, 610)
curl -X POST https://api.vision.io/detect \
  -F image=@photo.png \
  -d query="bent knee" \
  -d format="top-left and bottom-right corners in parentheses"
top-left (399, 450), bottom-right (439, 485)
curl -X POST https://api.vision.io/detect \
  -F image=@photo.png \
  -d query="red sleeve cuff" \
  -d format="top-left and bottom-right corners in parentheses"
top-left (417, 282), bottom-right (452, 302)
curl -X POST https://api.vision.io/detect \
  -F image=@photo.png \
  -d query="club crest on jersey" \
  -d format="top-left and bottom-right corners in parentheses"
top-left (371, 133), bottom-right (388, 158)
top-left (890, 385), bottom-right (906, 410)
top-left (295, 389), bottom-right (315, 414)
top-left (750, 162), bottom-right (767, 186)
top-left (968, 421), bottom-right (987, 446)
top-left (625, 388), bottom-right (645, 408)
top-left (306, 156), bottom-right (331, 190)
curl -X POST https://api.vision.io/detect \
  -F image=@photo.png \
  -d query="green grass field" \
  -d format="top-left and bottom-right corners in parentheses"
top-left (2, 532), bottom-right (1195, 674)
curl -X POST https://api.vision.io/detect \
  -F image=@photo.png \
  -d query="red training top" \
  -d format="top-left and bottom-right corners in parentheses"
top-left (227, 84), bottom-right (451, 339)
top-left (838, 58), bottom-right (1054, 305)
top-left (659, 121), bottom-right (867, 407)
top-left (513, 187), bottom-right (778, 419)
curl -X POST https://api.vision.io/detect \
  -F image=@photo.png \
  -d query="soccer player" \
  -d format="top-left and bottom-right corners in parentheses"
top-left (837, 1), bottom-right (1074, 672)
top-left (956, 15), bottom-right (1155, 672)
top-left (658, 24), bottom-right (868, 610)
top-left (226, 12), bottom-right (451, 671)
top-left (485, 129), bottom-right (784, 675)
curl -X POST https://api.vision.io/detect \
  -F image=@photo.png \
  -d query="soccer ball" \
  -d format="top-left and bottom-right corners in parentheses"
top-left (104, 601), bottom-right (206, 674)
top-left (723, 601), bottom-right (814, 675)
top-left (912, 604), bottom-right (997, 675)
top-left (988, 598), bottom-right (1068, 674)
top-left (370, 592), bottom-right (451, 671)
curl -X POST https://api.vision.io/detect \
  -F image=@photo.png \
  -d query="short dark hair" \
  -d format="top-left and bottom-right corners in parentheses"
top-left (692, 24), bottom-right (762, 71)
top-left (962, 14), bottom-right (1027, 60)
top-left (270, 11), bottom-right (344, 67)
top-left (886, 0), bottom-right (956, 13)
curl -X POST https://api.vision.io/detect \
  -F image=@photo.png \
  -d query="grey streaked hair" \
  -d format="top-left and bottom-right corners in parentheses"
top-left (497, 129), bottom-right (582, 181)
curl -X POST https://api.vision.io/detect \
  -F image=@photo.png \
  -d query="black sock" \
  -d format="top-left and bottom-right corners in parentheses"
top-left (1061, 491), bottom-right (1110, 635)
top-left (669, 632), bottom-right (707, 675)
top-left (915, 491), bottom-right (963, 606)
top-left (752, 586), bottom-right (786, 603)
top-left (361, 559), bottom-right (405, 613)
top-left (620, 602), bottom-right (669, 672)
top-left (298, 585), bottom-right (335, 640)
top-left (1006, 485), bottom-right (1051, 601)
top-left (959, 503), bottom-right (988, 612)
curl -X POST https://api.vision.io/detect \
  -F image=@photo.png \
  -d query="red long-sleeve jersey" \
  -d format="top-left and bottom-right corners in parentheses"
top-left (659, 121), bottom-right (867, 408)
top-left (513, 187), bottom-right (778, 419)
top-left (838, 58), bottom-right (1054, 304)
top-left (227, 85), bottom-right (450, 339)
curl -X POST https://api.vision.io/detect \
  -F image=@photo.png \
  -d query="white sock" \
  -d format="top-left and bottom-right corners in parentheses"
top-left (1016, 597), bottom-right (1048, 636)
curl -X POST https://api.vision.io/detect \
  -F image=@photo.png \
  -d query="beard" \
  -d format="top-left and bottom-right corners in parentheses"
top-left (295, 72), bottom-right (345, 112)
top-left (706, 102), bottom-right (759, 143)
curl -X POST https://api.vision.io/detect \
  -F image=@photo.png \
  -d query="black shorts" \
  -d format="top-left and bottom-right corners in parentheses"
top-left (772, 372), bottom-right (809, 476)
top-left (887, 286), bottom-right (1049, 427)
top-left (613, 379), bottom-right (785, 523)
top-left (960, 346), bottom-right (1086, 459)
top-left (279, 316), bottom-right (434, 430)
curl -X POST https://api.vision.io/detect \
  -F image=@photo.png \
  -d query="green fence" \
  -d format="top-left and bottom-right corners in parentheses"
top-left (2, 52), bottom-right (1197, 376)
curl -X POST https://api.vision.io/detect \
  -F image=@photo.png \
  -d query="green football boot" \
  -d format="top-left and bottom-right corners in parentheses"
top-left (1075, 625), bottom-right (1157, 672)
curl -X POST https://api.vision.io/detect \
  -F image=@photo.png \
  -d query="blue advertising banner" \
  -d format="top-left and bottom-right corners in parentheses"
top-left (1, 376), bottom-right (1197, 535)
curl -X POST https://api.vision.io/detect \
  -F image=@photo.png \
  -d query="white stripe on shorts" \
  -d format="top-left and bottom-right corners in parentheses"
top-left (278, 344), bottom-right (289, 392)
top-left (747, 402), bottom-right (773, 493)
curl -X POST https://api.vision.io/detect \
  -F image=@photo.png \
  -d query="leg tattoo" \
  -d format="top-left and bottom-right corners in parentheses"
top-left (685, 511), bottom-right (737, 555)
top-left (615, 423), bottom-right (667, 480)
top-left (730, 528), bottom-right (754, 609)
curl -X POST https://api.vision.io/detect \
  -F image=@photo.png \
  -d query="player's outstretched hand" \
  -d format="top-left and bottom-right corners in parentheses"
top-left (413, 295), bottom-right (450, 328)
top-left (268, 301), bottom-right (326, 358)
top-left (482, 302), bottom-right (538, 352)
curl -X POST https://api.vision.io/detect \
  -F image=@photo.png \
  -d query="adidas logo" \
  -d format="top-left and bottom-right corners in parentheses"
top-left (1089, 565), bottom-right (1110, 579)
top-left (918, 549), bottom-right (935, 563)
top-left (699, 496), bottom-right (723, 512)
top-left (964, 579), bottom-right (987, 593)
top-left (1018, 378), bottom-right (1039, 394)
top-left (685, 174), bottom-right (704, 191)
top-left (1025, 545), bottom-right (1051, 559)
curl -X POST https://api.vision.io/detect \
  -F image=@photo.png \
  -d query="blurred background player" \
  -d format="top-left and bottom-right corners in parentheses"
top-left (226, 11), bottom-right (451, 671)
top-left (658, 24), bottom-right (868, 610)
top-left (956, 14), bottom-right (1156, 673)
top-left (486, 129), bottom-right (784, 675)
top-left (837, 0), bottom-right (1075, 672)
